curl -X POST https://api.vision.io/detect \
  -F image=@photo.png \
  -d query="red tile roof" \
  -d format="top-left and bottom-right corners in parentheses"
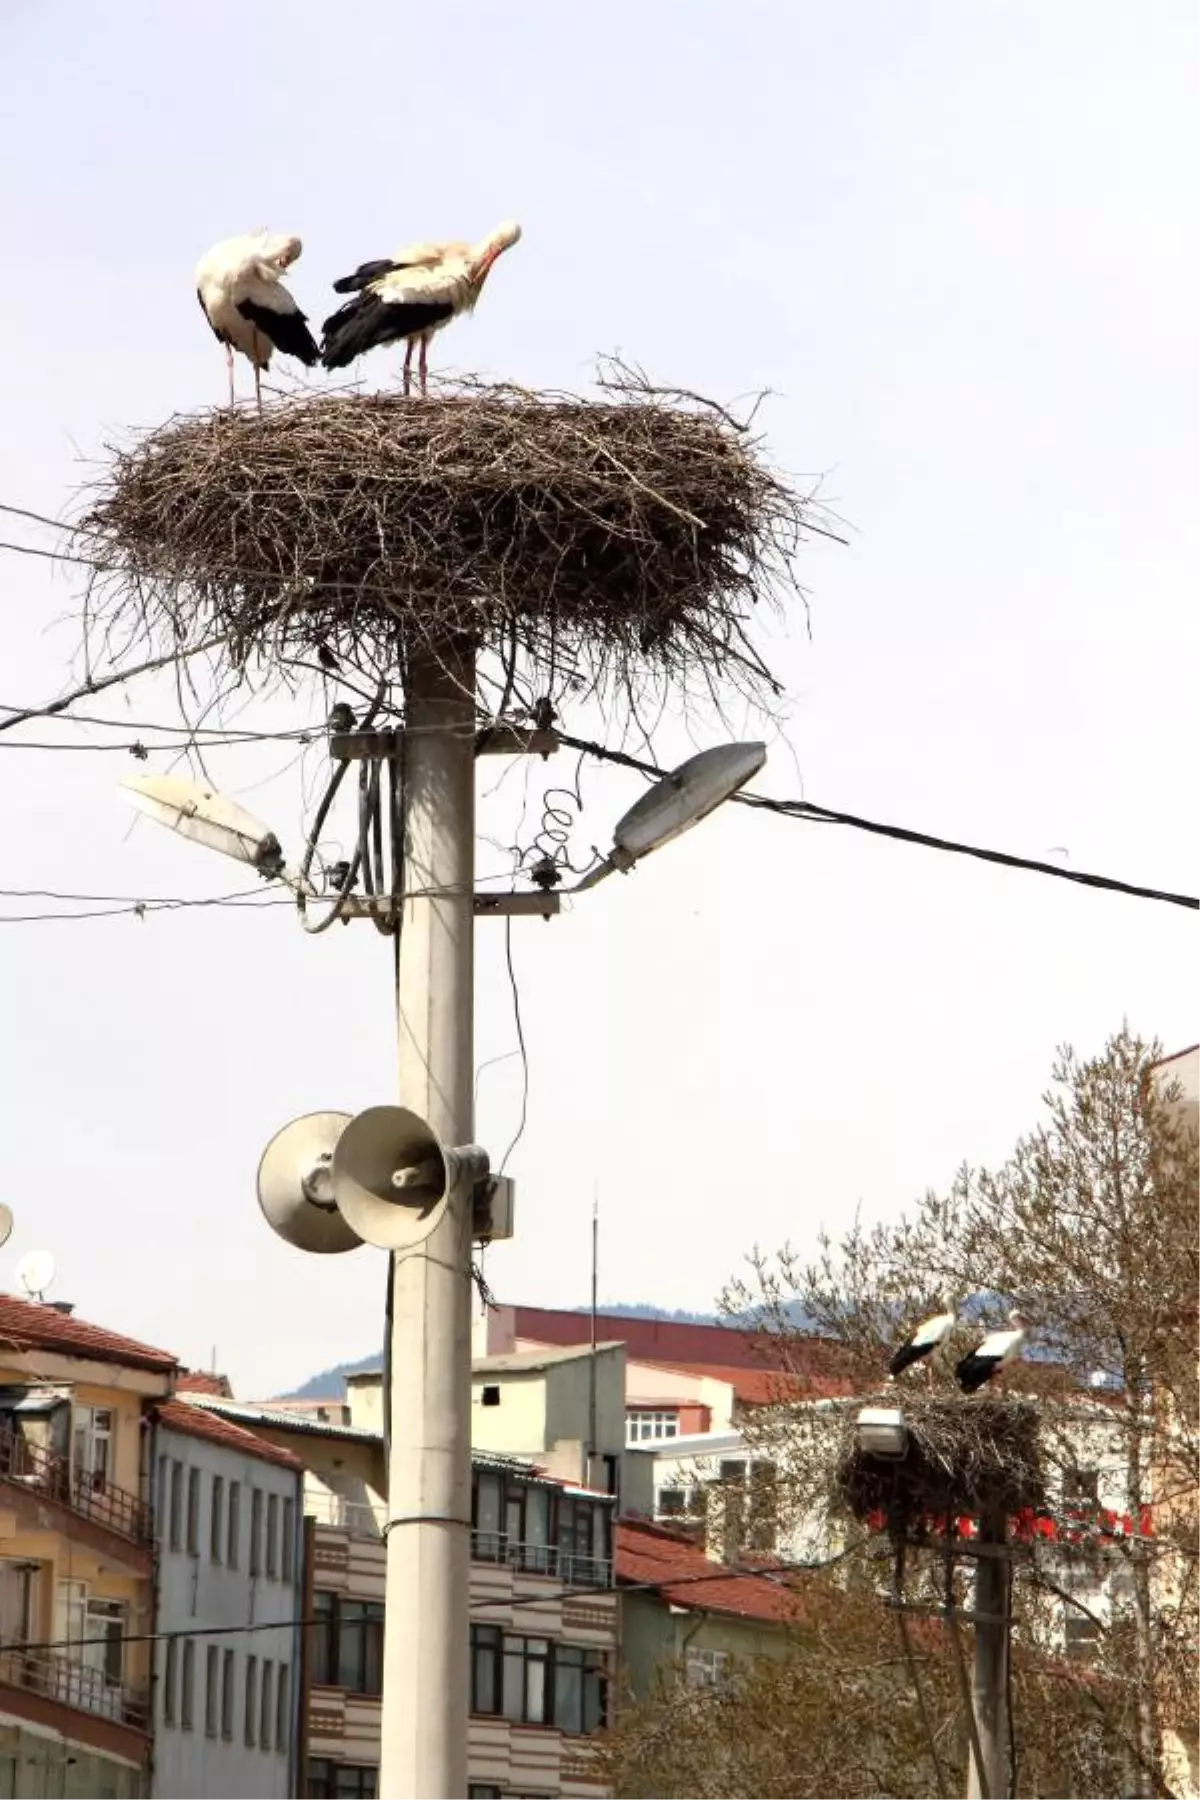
top-left (635, 1359), bottom-right (852, 1407)
top-left (176, 1371), bottom-right (234, 1397)
top-left (156, 1400), bottom-right (303, 1471)
top-left (0, 1294), bottom-right (177, 1373)
top-left (506, 1306), bottom-right (783, 1371)
top-left (616, 1518), bottom-right (800, 1623)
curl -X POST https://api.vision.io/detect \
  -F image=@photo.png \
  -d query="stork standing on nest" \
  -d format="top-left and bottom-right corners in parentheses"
top-left (196, 231), bottom-right (320, 413)
top-left (954, 1310), bottom-right (1029, 1393)
top-left (888, 1298), bottom-right (958, 1379)
top-left (320, 221), bottom-right (522, 394)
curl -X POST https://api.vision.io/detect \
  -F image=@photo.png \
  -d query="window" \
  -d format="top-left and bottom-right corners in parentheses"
top-left (221, 1648), bottom-right (235, 1740)
top-left (72, 1406), bottom-right (114, 1492)
top-left (625, 1409), bottom-right (679, 1443)
top-left (306, 1760), bottom-right (378, 1798)
top-left (210, 1476), bottom-right (225, 1563)
top-left (745, 1461), bottom-right (778, 1552)
top-left (186, 1468), bottom-right (201, 1556)
top-left (156, 1455), bottom-right (168, 1542)
top-left (281, 1497), bottom-right (295, 1584)
top-left (481, 1384), bottom-right (501, 1406)
top-left (470, 1469), bottom-right (612, 1582)
top-left (181, 1640), bottom-right (195, 1731)
top-left (686, 1647), bottom-right (729, 1689)
top-left (276, 1664), bottom-right (290, 1755)
top-left (1065, 1611), bottom-right (1103, 1658)
top-left (469, 1789), bottom-right (504, 1799)
top-left (260, 1659), bottom-right (274, 1751)
top-left (169, 1460), bottom-right (183, 1550)
top-left (245, 1656), bottom-right (258, 1746)
top-left (470, 1628), bottom-right (604, 1733)
top-left (83, 1599), bottom-right (124, 1687)
top-left (267, 1493), bottom-right (280, 1579)
top-left (553, 1643), bottom-right (607, 1734)
top-left (312, 1591), bottom-right (384, 1694)
top-left (250, 1488), bottom-right (264, 1577)
top-left (205, 1646), bottom-right (219, 1738)
top-left (1064, 1468), bottom-right (1101, 1508)
top-left (163, 1637), bottom-right (178, 1725)
top-left (227, 1482), bottom-right (241, 1568)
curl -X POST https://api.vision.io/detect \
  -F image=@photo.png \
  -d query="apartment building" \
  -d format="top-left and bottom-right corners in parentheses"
top-left (149, 1398), bottom-right (304, 1798)
top-left (185, 1376), bottom-right (619, 1799)
top-left (0, 1294), bottom-right (177, 1798)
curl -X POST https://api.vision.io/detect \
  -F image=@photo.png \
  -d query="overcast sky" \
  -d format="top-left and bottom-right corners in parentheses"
top-left (1, 1), bottom-right (1195, 1399)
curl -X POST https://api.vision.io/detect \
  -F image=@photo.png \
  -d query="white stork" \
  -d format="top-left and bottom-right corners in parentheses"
top-left (954, 1311), bottom-right (1029, 1393)
top-left (196, 231), bottom-right (319, 412)
top-left (320, 221), bottom-right (522, 394)
top-left (888, 1300), bottom-right (957, 1379)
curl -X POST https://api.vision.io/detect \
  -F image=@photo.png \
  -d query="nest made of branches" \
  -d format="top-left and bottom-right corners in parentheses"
top-left (837, 1395), bottom-right (1045, 1532)
top-left (79, 365), bottom-right (828, 714)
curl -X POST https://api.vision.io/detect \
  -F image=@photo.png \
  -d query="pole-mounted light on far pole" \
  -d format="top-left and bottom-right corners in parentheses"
top-left (856, 1406), bottom-right (909, 1459)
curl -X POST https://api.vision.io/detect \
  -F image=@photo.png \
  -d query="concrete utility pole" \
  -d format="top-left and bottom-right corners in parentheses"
top-left (967, 1508), bottom-right (1012, 1800)
top-left (381, 648), bottom-right (477, 1800)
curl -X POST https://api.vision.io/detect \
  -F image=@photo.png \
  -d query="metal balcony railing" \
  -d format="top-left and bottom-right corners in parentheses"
top-left (0, 1645), bottom-right (149, 1731)
top-left (0, 1428), bottom-right (152, 1547)
top-left (305, 1492), bottom-right (385, 1539)
top-left (470, 1531), bottom-right (613, 1588)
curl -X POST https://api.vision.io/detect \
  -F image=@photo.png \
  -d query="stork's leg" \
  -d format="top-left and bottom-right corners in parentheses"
top-left (254, 363), bottom-right (263, 416)
top-left (418, 335), bottom-right (429, 397)
top-left (402, 338), bottom-right (414, 397)
top-left (225, 344), bottom-right (235, 410)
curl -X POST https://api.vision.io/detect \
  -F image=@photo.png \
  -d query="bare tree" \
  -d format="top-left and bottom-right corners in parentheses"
top-left (598, 1573), bottom-right (1136, 1798)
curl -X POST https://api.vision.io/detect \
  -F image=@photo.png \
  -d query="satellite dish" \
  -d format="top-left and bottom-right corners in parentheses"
top-left (257, 1113), bottom-right (364, 1254)
top-left (0, 1207), bottom-right (12, 1252)
top-left (575, 742), bottom-right (767, 891)
top-left (119, 774), bottom-right (285, 878)
top-left (16, 1250), bottom-right (56, 1302)
top-left (333, 1106), bottom-right (486, 1252)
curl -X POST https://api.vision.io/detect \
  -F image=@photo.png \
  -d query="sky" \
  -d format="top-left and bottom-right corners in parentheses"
top-left (0, 1), bottom-right (1195, 1399)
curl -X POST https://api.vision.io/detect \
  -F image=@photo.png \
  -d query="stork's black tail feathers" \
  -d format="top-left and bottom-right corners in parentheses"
top-left (320, 293), bottom-right (454, 371)
top-left (235, 299), bottom-right (319, 367)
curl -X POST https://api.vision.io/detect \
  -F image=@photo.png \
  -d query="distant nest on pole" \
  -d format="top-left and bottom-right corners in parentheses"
top-left (80, 364), bottom-right (830, 714)
top-left (837, 1396), bottom-right (1046, 1535)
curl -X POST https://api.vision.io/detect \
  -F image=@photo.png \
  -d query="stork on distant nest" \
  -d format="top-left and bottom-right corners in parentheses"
top-left (955, 1310), bottom-right (1029, 1393)
top-left (320, 221), bottom-right (522, 394)
top-left (888, 1298), bottom-right (958, 1379)
top-left (196, 231), bottom-right (319, 412)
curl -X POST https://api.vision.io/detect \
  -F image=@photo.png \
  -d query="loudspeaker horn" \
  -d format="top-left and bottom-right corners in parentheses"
top-left (332, 1105), bottom-right (488, 1251)
top-left (257, 1112), bottom-right (364, 1254)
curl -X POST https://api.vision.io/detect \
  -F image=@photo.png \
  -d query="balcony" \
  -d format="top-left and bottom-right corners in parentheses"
top-left (470, 1531), bottom-right (613, 1589)
top-left (0, 1644), bottom-right (150, 1770)
top-left (0, 1426), bottom-right (152, 1553)
top-left (306, 1491), bottom-right (385, 1540)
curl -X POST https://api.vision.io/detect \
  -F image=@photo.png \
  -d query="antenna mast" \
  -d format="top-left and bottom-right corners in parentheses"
top-left (587, 1184), bottom-right (599, 1487)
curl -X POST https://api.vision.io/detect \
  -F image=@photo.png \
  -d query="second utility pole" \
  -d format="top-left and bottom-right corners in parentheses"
top-left (381, 646), bottom-right (476, 1800)
top-left (967, 1506), bottom-right (1012, 1800)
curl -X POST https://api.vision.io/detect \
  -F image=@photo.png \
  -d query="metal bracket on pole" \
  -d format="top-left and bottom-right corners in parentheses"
top-left (328, 727), bottom-right (559, 761)
top-left (331, 892), bottom-right (560, 924)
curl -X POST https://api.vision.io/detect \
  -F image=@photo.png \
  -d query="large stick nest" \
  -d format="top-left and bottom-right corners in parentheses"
top-left (79, 366), bottom-right (828, 712)
top-left (838, 1396), bottom-right (1045, 1531)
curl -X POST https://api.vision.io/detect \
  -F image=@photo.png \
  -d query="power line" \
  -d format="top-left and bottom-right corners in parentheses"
top-left (554, 731), bottom-right (1199, 911)
top-left (0, 1540), bottom-right (868, 1660)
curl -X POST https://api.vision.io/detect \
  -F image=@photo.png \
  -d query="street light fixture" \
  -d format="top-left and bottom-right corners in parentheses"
top-left (120, 773), bottom-right (287, 879)
top-left (856, 1405), bottom-right (909, 1459)
top-left (574, 740), bottom-right (766, 891)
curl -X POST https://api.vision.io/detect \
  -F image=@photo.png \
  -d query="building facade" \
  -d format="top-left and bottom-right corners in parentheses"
top-left (0, 1294), bottom-right (178, 1798)
top-left (185, 1389), bottom-right (619, 1799)
top-left (149, 1400), bottom-right (304, 1798)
